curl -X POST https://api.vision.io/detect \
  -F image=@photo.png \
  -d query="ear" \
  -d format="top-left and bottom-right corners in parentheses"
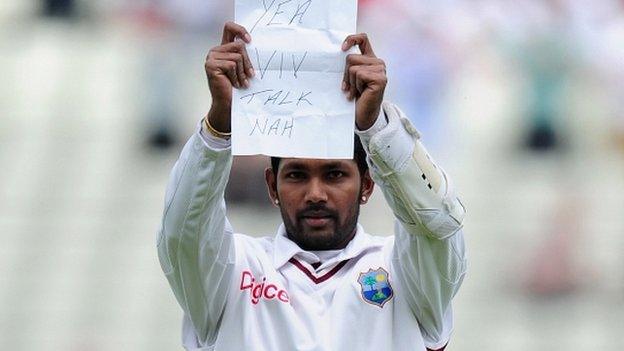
top-left (360, 170), bottom-right (375, 204)
top-left (265, 167), bottom-right (279, 207)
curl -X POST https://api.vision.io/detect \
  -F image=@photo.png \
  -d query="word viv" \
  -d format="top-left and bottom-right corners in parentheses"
top-left (255, 49), bottom-right (308, 80)
top-left (250, 0), bottom-right (313, 33)
top-left (239, 271), bottom-right (290, 305)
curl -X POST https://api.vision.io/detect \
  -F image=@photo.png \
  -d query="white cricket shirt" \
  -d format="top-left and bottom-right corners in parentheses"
top-left (158, 102), bottom-right (467, 351)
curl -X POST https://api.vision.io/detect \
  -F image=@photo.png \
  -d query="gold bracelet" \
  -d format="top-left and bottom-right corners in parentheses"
top-left (203, 115), bottom-right (232, 140)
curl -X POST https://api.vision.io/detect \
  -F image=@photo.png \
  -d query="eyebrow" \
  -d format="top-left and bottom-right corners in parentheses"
top-left (281, 161), bottom-right (349, 172)
top-left (281, 162), bottom-right (308, 172)
top-left (321, 162), bottom-right (346, 171)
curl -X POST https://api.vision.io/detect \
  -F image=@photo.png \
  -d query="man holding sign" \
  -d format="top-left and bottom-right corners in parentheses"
top-left (158, 16), bottom-right (465, 351)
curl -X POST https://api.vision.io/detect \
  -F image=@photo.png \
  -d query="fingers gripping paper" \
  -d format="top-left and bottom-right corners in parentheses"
top-left (233, 0), bottom-right (357, 159)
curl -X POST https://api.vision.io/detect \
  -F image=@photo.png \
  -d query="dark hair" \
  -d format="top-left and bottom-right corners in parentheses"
top-left (271, 134), bottom-right (368, 176)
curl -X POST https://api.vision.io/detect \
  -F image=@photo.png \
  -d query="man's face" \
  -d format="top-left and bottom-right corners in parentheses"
top-left (266, 159), bottom-right (373, 251)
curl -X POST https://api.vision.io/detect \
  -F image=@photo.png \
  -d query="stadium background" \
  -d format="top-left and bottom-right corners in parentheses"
top-left (1, 0), bottom-right (623, 349)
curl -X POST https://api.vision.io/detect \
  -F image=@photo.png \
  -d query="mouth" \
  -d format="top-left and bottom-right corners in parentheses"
top-left (302, 216), bottom-right (333, 227)
top-left (299, 209), bottom-right (335, 228)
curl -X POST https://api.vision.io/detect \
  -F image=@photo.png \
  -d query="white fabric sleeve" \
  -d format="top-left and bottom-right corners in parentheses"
top-left (356, 102), bottom-right (467, 350)
top-left (198, 120), bottom-right (232, 150)
top-left (356, 108), bottom-right (388, 136)
top-left (157, 126), bottom-right (235, 347)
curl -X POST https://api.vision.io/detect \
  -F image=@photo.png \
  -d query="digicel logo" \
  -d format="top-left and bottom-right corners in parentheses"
top-left (239, 271), bottom-right (290, 305)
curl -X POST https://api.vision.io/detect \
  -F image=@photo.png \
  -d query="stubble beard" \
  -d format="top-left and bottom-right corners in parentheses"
top-left (280, 199), bottom-right (361, 251)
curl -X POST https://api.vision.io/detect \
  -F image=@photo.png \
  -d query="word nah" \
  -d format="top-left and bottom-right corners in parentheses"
top-left (249, 116), bottom-right (294, 138)
top-left (239, 271), bottom-right (290, 305)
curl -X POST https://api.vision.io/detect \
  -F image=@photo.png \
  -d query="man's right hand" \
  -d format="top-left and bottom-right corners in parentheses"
top-left (205, 22), bottom-right (254, 133)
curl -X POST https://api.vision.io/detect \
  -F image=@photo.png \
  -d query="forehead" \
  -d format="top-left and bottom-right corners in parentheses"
top-left (278, 158), bottom-right (358, 172)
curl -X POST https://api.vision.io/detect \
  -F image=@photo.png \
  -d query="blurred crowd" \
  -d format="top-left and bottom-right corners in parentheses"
top-left (38, 0), bottom-right (624, 153)
top-left (361, 0), bottom-right (624, 151)
top-left (35, 0), bottom-right (624, 294)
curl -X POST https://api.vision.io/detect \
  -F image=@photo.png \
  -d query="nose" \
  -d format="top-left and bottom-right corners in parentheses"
top-left (304, 177), bottom-right (328, 204)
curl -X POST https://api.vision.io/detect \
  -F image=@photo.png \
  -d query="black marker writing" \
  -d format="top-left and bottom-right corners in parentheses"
top-left (255, 49), bottom-right (308, 79)
top-left (297, 91), bottom-right (312, 106)
top-left (265, 90), bottom-right (282, 105)
top-left (249, 117), bottom-right (294, 138)
top-left (251, 0), bottom-right (277, 33)
top-left (256, 48), bottom-right (277, 79)
top-left (250, 118), bottom-right (267, 136)
top-left (267, 0), bottom-right (293, 25)
top-left (251, 0), bottom-right (313, 31)
top-left (240, 89), bottom-right (274, 103)
top-left (240, 89), bottom-right (313, 106)
top-left (279, 91), bottom-right (293, 105)
top-left (262, 90), bottom-right (295, 105)
top-left (279, 53), bottom-right (284, 79)
top-left (282, 119), bottom-right (294, 136)
top-left (289, 0), bottom-right (312, 25)
top-left (292, 52), bottom-right (307, 78)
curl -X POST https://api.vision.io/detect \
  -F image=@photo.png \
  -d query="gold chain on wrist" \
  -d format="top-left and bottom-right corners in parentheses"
top-left (203, 115), bottom-right (232, 140)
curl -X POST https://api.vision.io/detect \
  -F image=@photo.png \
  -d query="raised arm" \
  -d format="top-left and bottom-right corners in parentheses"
top-left (343, 35), bottom-right (467, 350)
top-left (359, 103), bottom-right (466, 350)
top-left (157, 22), bottom-right (254, 346)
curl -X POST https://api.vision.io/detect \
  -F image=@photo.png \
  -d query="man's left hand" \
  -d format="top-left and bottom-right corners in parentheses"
top-left (342, 33), bottom-right (387, 130)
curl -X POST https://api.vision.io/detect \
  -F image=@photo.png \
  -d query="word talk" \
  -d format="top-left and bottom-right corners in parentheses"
top-left (240, 89), bottom-right (312, 106)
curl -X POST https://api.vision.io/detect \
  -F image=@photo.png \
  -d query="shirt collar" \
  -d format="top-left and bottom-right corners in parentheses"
top-left (272, 223), bottom-right (373, 270)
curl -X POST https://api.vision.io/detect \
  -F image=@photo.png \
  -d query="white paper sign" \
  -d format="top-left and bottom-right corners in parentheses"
top-left (232, 0), bottom-right (358, 159)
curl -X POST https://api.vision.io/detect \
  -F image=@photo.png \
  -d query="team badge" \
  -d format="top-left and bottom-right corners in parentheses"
top-left (357, 268), bottom-right (393, 308)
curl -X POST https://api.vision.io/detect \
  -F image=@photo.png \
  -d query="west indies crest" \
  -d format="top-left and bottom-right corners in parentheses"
top-left (357, 268), bottom-right (394, 308)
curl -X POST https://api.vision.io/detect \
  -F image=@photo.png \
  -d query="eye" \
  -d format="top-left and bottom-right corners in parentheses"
top-left (327, 170), bottom-right (345, 179)
top-left (285, 171), bottom-right (305, 180)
